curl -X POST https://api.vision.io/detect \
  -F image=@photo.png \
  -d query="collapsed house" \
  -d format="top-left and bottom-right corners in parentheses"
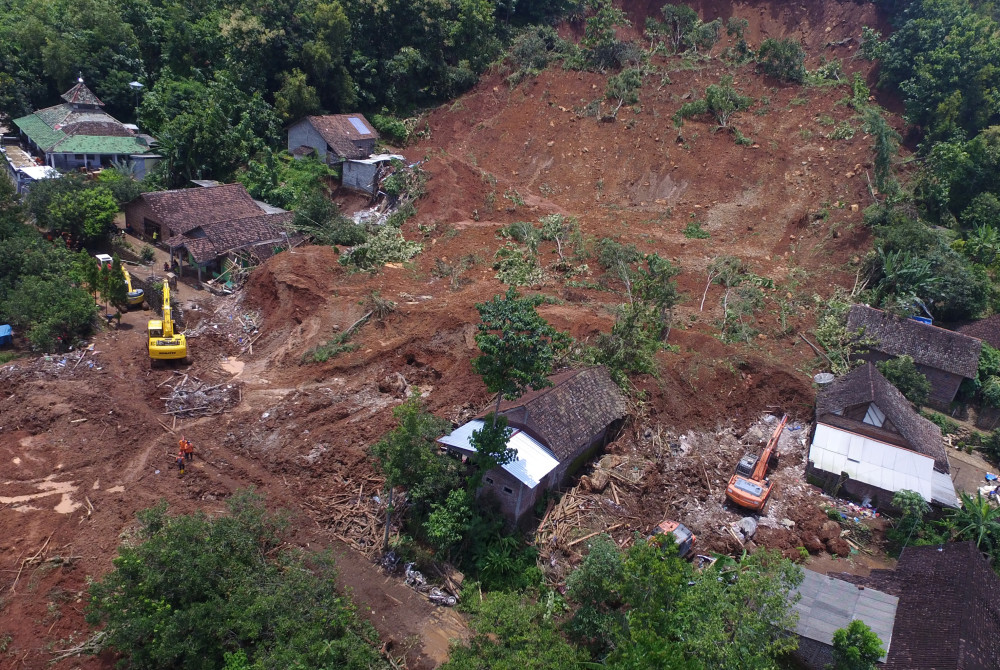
top-left (808, 363), bottom-right (959, 508)
top-left (847, 305), bottom-right (983, 409)
top-left (790, 568), bottom-right (898, 670)
top-left (834, 542), bottom-right (1000, 669)
top-left (438, 367), bottom-right (627, 526)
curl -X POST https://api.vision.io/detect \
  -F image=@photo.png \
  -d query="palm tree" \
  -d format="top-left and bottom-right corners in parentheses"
top-left (949, 491), bottom-right (1000, 553)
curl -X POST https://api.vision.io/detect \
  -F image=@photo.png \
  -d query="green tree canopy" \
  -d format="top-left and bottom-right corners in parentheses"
top-left (831, 619), bottom-right (884, 670)
top-left (86, 491), bottom-right (389, 670)
top-left (877, 355), bottom-right (932, 406)
top-left (472, 287), bottom-right (571, 420)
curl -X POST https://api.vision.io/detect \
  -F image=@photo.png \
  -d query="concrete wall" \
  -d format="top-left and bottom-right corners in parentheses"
top-left (480, 467), bottom-right (548, 527)
top-left (287, 120), bottom-right (331, 163)
top-left (806, 461), bottom-right (900, 510)
top-left (343, 161), bottom-right (378, 193)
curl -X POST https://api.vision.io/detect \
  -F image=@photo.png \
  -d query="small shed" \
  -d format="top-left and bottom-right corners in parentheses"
top-left (847, 304), bottom-right (983, 409)
top-left (0, 324), bottom-right (12, 347)
top-left (343, 154), bottom-right (404, 194)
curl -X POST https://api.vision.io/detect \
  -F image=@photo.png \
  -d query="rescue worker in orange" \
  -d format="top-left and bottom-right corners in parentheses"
top-left (179, 437), bottom-right (194, 462)
top-left (176, 450), bottom-right (186, 476)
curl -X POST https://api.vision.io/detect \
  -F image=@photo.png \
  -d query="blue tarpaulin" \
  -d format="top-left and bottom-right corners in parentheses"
top-left (0, 324), bottom-right (11, 347)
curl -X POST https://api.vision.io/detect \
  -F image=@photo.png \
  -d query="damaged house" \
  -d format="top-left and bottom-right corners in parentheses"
top-left (847, 305), bottom-right (983, 409)
top-left (808, 362), bottom-right (959, 508)
top-left (286, 114), bottom-right (378, 165)
top-left (438, 367), bottom-right (627, 526)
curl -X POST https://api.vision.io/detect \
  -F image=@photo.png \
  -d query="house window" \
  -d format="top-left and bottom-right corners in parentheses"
top-left (502, 486), bottom-right (514, 495)
top-left (485, 477), bottom-right (494, 485)
top-left (74, 154), bottom-right (84, 160)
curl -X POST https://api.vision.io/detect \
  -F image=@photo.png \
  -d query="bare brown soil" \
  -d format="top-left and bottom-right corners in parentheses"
top-left (0, 1), bottom-right (901, 667)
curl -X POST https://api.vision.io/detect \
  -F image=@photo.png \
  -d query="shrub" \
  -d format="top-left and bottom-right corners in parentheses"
top-left (878, 355), bottom-right (931, 406)
top-left (370, 113), bottom-right (409, 145)
top-left (339, 225), bottom-right (423, 271)
top-left (86, 491), bottom-right (388, 670)
top-left (757, 38), bottom-right (806, 82)
top-left (683, 220), bottom-right (710, 238)
top-left (140, 244), bottom-right (156, 263)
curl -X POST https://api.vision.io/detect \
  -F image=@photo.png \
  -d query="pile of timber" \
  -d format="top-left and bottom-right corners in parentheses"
top-left (161, 372), bottom-right (240, 418)
top-left (303, 478), bottom-right (394, 557)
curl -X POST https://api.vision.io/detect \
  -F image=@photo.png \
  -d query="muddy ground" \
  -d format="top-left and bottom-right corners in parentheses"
top-left (1, 1), bottom-right (911, 667)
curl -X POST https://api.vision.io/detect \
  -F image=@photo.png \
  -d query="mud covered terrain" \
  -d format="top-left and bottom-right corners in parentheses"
top-left (1, 1), bottom-right (901, 667)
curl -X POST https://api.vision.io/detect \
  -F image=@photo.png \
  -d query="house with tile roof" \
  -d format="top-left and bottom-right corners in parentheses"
top-left (286, 114), bottom-right (378, 165)
top-left (438, 367), bottom-right (627, 526)
top-left (12, 79), bottom-right (159, 175)
top-left (808, 362), bottom-right (959, 508)
top-left (124, 182), bottom-right (293, 281)
top-left (847, 305), bottom-right (983, 409)
top-left (833, 542), bottom-right (1000, 669)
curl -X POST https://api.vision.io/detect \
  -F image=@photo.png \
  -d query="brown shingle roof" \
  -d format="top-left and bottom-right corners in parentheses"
top-left (61, 81), bottom-right (104, 107)
top-left (484, 367), bottom-right (627, 462)
top-left (847, 305), bottom-right (983, 378)
top-left (958, 315), bottom-right (1000, 350)
top-left (835, 542), bottom-right (1000, 670)
top-left (305, 114), bottom-right (378, 160)
top-left (140, 184), bottom-right (263, 237)
top-left (816, 363), bottom-right (948, 471)
top-left (165, 212), bottom-right (293, 263)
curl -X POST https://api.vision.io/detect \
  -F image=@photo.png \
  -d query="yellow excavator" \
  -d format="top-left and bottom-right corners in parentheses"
top-left (96, 254), bottom-right (144, 309)
top-left (123, 267), bottom-right (144, 308)
top-left (148, 282), bottom-right (187, 361)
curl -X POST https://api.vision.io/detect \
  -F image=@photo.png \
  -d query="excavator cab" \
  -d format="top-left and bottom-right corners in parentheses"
top-left (651, 520), bottom-right (697, 558)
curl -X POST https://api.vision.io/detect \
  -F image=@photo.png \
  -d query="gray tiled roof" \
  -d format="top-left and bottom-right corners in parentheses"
top-left (486, 367), bottom-right (627, 462)
top-left (835, 542), bottom-right (1000, 670)
top-left (847, 305), bottom-right (982, 378)
top-left (958, 315), bottom-right (1000, 349)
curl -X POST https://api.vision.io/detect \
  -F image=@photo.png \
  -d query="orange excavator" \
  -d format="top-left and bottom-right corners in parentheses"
top-left (725, 415), bottom-right (787, 512)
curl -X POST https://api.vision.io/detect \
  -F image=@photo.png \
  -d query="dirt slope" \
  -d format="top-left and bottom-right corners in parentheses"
top-left (0, 1), bottom-right (898, 667)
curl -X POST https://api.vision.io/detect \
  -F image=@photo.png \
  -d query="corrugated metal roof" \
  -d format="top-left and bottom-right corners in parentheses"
top-left (792, 569), bottom-right (898, 660)
top-left (438, 420), bottom-right (559, 488)
top-left (18, 166), bottom-right (59, 180)
top-left (810, 423), bottom-right (935, 500)
top-left (931, 470), bottom-right (959, 508)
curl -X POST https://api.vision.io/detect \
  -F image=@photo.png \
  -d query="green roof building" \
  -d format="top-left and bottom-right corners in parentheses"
top-left (12, 79), bottom-right (160, 177)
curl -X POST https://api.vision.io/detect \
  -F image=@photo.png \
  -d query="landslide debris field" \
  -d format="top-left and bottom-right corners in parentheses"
top-left (1, 1), bottom-right (902, 667)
